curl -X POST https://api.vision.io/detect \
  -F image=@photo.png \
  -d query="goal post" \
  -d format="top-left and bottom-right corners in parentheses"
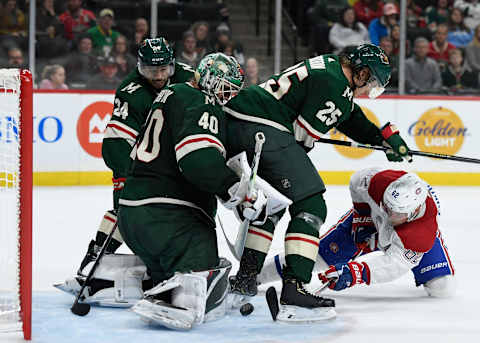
top-left (0, 69), bottom-right (33, 341)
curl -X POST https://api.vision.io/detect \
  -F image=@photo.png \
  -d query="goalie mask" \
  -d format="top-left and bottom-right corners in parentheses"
top-left (348, 44), bottom-right (391, 99)
top-left (382, 173), bottom-right (428, 226)
top-left (195, 53), bottom-right (245, 105)
top-left (137, 37), bottom-right (175, 84)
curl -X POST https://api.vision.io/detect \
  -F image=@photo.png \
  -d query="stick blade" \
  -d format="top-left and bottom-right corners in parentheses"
top-left (71, 301), bottom-right (91, 316)
top-left (265, 286), bottom-right (279, 321)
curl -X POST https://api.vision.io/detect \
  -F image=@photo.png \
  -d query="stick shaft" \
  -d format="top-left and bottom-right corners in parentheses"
top-left (316, 137), bottom-right (480, 164)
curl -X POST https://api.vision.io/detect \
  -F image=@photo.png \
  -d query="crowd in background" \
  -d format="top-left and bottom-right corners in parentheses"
top-left (304, 0), bottom-right (480, 93)
top-left (1, 0), bottom-right (480, 94)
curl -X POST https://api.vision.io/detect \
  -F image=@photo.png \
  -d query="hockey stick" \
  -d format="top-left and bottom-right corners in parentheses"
top-left (316, 137), bottom-right (480, 164)
top-left (71, 221), bottom-right (119, 316)
top-left (233, 132), bottom-right (266, 260)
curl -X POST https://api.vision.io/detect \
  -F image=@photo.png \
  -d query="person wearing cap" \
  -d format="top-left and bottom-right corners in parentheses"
top-left (87, 8), bottom-right (120, 56)
top-left (368, 2), bottom-right (399, 46)
top-left (86, 55), bottom-right (121, 90)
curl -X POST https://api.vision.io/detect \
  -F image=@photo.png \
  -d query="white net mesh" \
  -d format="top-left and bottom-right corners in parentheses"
top-left (0, 69), bottom-right (22, 332)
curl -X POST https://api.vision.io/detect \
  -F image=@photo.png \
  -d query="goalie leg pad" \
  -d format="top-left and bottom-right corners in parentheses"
top-left (135, 258), bottom-right (232, 330)
top-left (55, 254), bottom-right (147, 307)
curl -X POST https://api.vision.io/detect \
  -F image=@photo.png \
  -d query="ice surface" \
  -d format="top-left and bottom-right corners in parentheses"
top-left (3, 185), bottom-right (480, 342)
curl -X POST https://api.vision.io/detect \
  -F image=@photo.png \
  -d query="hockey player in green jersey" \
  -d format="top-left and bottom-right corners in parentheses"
top-left (77, 38), bottom-right (195, 275)
top-left (226, 44), bottom-right (412, 321)
top-left (117, 53), bottom-right (290, 330)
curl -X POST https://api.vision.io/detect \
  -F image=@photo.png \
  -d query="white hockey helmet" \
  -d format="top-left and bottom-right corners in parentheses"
top-left (382, 173), bottom-right (428, 225)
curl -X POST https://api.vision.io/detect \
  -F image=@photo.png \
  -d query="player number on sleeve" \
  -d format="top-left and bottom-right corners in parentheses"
top-left (113, 98), bottom-right (129, 120)
top-left (198, 112), bottom-right (218, 134)
top-left (136, 109), bottom-right (164, 162)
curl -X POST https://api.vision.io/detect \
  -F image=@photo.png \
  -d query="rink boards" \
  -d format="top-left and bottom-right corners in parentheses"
top-left (3, 90), bottom-right (478, 186)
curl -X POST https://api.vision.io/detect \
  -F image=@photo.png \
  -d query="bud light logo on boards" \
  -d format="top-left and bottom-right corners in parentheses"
top-left (409, 107), bottom-right (467, 156)
top-left (76, 101), bottom-right (113, 158)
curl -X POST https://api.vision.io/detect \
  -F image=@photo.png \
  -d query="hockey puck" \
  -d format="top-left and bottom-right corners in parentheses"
top-left (240, 302), bottom-right (254, 316)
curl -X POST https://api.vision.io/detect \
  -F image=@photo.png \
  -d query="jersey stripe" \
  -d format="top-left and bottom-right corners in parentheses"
top-left (119, 197), bottom-right (214, 224)
top-left (320, 208), bottom-right (354, 240)
top-left (223, 106), bottom-right (291, 133)
top-left (245, 227), bottom-right (274, 253)
top-left (438, 230), bottom-right (455, 275)
top-left (295, 116), bottom-right (324, 140)
top-left (104, 120), bottom-right (138, 143)
top-left (285, 233), bottom-right (320, 262)
top-left (175, 134), bottom-right (226, 161)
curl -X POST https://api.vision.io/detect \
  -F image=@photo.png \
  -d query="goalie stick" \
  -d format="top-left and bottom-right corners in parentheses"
top-left (71, 221), bottom-right (119, 316)
top-left (316, 137), bottom-right (480, 164)
top-left (233, 132), bottom-right (266, 260)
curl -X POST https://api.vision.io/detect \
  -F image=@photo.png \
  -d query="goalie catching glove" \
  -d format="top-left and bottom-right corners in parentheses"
top-left (381, 122), bottom-right (412, 163)
top-left (318, 261), bottom-right (371, 291)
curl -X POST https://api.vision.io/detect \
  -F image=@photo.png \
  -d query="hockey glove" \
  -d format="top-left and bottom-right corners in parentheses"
top-left (224, 174), bottom-right (269, 225)
top-left (381, 122), bottom-right (412, 163)
top-left (352, 208), bottom-right (377, 252)
top-left (318, 261), bottom-right (371, 291)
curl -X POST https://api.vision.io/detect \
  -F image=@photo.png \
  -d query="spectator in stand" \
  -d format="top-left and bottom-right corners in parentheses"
top-left (39, 64), bottom-right (68, 90)
top-left (465, 23), bottom-right (480, 71)
top-left (405, 37), bottom-right (443, 93)
top-left (369, 3), bottom-right (398, 46)
top-left (5, 46), bottom-right (26, 68)
top-left (131, 18), bottom-right (149, 55)
top-left (407, 0), bottom-right (427, 29)
top-left (447, 7), bottom-right (474, 47)
top-left (86, 55), bottom-right (120, 90)
top-left (36, 0), bottom-right (68, 59)
top-left (329, 6), bottom-right (370, 54)
top-left (245, 57), bottom-right (260, 86)
top-left (176, 30), bottom-right (201, 68)
top-left (87, 8), bottom-right (120, 56)
top-left (442, 47), bottom-right (478, 89)
top-left (0, 0), bottom-right (27, 50)
top-left (426, 0), bottom-right (450, 32)
top-left (428, 23), bottom-right (456, 70)
top-left (58, 0), bottom-right (96, 43)
top-left (454, 0), bottom-right (480, 30)
top-left (380, 36), bottom-right (399, 88)
top-left (191, 21), bottom-right (213, 58)
top-left (354, 0), bottom-right (384, 27)
top-left (213, 23), bottom-right (245, 66)
top-left (64, 35), bottom-right (98, 88)
top-left (390, 24), bottom-right (411, 56)
top-left (111, 35), bottom-right (136, 79)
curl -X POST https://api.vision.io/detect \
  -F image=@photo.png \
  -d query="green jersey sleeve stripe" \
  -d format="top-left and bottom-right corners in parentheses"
top-left (106, 120), bottom-right (138, 139)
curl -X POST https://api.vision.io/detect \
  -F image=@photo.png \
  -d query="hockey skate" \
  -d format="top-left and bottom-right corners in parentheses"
top-left (229, 250), bottom-right (258, 297)
top-left (266, 278), bottom-right (336, 323)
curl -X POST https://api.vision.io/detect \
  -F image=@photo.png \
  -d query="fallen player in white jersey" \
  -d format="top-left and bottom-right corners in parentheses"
top-left (258, 167), bottom-right (455, 297)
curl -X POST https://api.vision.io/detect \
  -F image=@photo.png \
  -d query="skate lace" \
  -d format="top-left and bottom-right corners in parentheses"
top-left (297, 281), bottom-right (324, 300)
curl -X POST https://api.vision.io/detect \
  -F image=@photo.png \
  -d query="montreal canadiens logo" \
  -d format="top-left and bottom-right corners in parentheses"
top-left (76, 101), bottom-right (113, 158)
top-left (329, 242), bottom-right (339, 253)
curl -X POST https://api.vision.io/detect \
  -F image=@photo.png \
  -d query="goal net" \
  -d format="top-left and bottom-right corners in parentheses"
top-left (0, 69), bottom-right (33, 340)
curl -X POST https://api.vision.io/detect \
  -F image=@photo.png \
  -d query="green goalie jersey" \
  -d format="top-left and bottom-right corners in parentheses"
top-left (225, 55), bottom-right (384, 149)
top-left (119, 83), bottom-right (239, 225)
top-left (102, 62), bottom-right (195, 178)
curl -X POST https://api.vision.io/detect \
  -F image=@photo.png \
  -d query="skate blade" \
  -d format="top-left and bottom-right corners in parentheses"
top-left (276, 304), bottom-right (336, 323)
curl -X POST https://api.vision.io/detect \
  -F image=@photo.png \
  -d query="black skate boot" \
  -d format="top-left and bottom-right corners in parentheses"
top-left (77, 240), bottom-right (101, 277)
top-left (280, 278), bottom-right (335, 308)
top-left (229, 249), bottom-right (259, 296)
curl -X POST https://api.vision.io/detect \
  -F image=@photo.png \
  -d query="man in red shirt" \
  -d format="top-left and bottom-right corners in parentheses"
top-left (59, 0), bottom-right (96, 41)
top-left (354, 0), bottom-right (384, 27)
top-left (427, 23), bottom-right (456, 71)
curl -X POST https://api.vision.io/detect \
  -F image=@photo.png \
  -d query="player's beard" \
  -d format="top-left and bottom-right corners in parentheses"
top-left (151, 77), bottom-right (169, 90)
